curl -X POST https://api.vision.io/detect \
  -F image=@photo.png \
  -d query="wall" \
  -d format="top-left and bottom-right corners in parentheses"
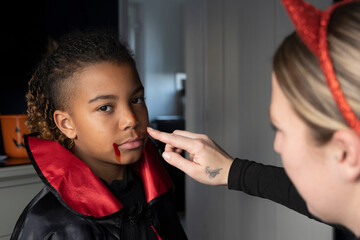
top-left (184, 0), bottom-right (333, 239)
top-left (0, 165), bottom-right (43, 239)
top-left (130, 0), bottom-right (185, 122)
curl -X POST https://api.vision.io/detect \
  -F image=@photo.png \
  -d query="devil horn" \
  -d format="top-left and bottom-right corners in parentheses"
top-left (281, 0), bottom-right (322, 56)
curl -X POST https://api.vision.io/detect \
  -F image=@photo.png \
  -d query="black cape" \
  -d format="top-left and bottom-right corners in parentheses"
top-left (11, 135), bottom-right (187, 240)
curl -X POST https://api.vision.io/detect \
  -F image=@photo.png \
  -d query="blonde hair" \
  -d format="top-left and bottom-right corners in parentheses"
top-left (273, 2), bottom-right (360, 145)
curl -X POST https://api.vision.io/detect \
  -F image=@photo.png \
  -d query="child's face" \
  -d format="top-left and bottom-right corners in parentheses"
top-left (67, 62), bottom-right (149, 168)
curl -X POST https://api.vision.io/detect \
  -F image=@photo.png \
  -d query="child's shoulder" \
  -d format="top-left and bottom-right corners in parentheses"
top-left (11, 187), bottom-right (102, 240)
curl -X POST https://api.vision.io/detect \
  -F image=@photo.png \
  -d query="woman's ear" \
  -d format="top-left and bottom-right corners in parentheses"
top-left (53, 110), bottom-right (77, 139)
top-left (332, 130), bottom-right (360, 182)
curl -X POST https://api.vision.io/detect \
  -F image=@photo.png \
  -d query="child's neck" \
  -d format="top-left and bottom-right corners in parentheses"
top-left (93, 164), bottom-right (127, 185)
top-left (72, 148), bottom-right (127, 185)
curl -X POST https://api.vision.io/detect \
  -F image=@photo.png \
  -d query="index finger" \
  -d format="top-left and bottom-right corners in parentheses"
top-left (147, 127), bottom-right (196, 154)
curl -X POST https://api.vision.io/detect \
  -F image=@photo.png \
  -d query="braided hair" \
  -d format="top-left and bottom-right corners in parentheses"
top-left (26, 29), bottom-right (137, 149)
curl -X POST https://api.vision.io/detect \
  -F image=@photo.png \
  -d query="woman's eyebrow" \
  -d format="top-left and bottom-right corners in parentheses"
top-left (88, 95), bottom-right (118, 104)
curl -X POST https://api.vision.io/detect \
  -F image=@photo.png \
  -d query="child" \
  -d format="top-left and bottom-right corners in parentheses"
top-left (11, 29), bottom-right (187, 240)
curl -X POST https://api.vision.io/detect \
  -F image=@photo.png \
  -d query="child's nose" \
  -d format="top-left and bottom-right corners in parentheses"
top-left (120, 108), bottom-right (138, 130)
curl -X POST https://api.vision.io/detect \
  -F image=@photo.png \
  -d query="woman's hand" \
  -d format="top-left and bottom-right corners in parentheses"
top-left (147, 127), bottom-right (234, 186)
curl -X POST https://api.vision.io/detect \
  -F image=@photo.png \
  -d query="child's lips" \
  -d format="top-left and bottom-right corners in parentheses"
top-left (118, 138), bottom-right (144, 150)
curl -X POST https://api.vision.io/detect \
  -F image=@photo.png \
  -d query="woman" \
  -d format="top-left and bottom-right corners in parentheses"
top-left (148, 0), bottom-right (360, 237)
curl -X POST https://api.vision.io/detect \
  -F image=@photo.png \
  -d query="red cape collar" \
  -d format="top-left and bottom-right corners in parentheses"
top-left (25, 135), bottom-right (173, 218)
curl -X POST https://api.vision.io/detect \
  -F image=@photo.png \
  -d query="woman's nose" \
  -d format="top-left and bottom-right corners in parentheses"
top-left (273, 132), bottom-right (281, 154)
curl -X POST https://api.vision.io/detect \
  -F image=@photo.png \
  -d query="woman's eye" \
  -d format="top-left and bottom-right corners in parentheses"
top-left (270, 123), bottom-right (278, 132)
top-left (97, 105), bottom-right (113, 112)
top-left (132, 97), bottom-right (145, 104)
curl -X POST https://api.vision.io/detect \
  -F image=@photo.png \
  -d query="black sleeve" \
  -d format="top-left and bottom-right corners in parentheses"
top-left (227, 158), bottom-right (356, 233)
top-left (228, 158), bottom-right (313, 218)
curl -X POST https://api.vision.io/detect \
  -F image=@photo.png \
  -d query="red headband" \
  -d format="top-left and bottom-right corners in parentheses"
top-left (281, 0), bottom-right (360, 134)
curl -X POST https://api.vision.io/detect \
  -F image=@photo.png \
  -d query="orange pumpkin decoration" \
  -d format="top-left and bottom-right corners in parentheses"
top-left (0, 114), bottom-right (30, 158)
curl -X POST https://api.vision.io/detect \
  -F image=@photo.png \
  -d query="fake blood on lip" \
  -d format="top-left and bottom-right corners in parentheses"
top-left (113, 143), bottom-right (121, 162)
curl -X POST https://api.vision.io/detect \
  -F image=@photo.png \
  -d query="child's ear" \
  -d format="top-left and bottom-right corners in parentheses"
top-left (53, 110), bottom-right (77, 139)
top-left (332, 130), bottom-right (360, 182)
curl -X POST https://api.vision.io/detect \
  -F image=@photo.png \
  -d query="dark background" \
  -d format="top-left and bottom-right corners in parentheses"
top-left (0, 0), bottom-right (118, 155)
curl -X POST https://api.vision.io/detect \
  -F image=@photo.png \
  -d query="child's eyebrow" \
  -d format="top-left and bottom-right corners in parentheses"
top-left (88, 86), bottom-right (144, 104)
top-left (133, 86), bottom-right (144, 95)
top-left (88, 95), bottom-right (118, 104)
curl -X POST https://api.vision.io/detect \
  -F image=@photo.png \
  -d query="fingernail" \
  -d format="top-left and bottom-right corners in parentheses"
top-left (163, 152), bottom-right (170, 160)
top-left (147, 127), bottom-right (154, 132)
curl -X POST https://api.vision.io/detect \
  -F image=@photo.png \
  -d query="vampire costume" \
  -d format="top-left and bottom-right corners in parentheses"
top-left (11, 135), bottom-right (187, 240)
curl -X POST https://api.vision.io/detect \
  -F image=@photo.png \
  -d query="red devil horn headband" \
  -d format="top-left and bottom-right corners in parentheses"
top-left (281, 0), bottom-right (360, 134)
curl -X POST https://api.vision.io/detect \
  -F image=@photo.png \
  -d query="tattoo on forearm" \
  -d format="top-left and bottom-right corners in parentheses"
top-left (205, 166), bottom-right (222, 178)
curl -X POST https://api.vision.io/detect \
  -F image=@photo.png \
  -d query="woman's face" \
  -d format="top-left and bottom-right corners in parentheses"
top-left (269, 73), bottom-right (342, 222)
top-left (68, 62), bottom-right (149, 172)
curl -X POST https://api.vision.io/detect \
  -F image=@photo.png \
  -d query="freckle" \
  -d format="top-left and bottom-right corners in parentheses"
top-left (113, 143), bottom-right (121, 162)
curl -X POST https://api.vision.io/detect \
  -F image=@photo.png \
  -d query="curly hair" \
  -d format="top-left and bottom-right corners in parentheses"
top-left (26, 29), bottom-right (137, 149)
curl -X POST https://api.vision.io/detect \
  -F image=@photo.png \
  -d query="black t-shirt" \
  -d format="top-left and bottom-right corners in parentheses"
top-left (102, 167), bottom-right (158, 240)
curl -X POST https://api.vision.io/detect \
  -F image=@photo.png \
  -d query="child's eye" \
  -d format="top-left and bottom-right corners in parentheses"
top-left (131, 97), bottom-right (146, 104)
top-left (97, 105), bottom-right (113, 112)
